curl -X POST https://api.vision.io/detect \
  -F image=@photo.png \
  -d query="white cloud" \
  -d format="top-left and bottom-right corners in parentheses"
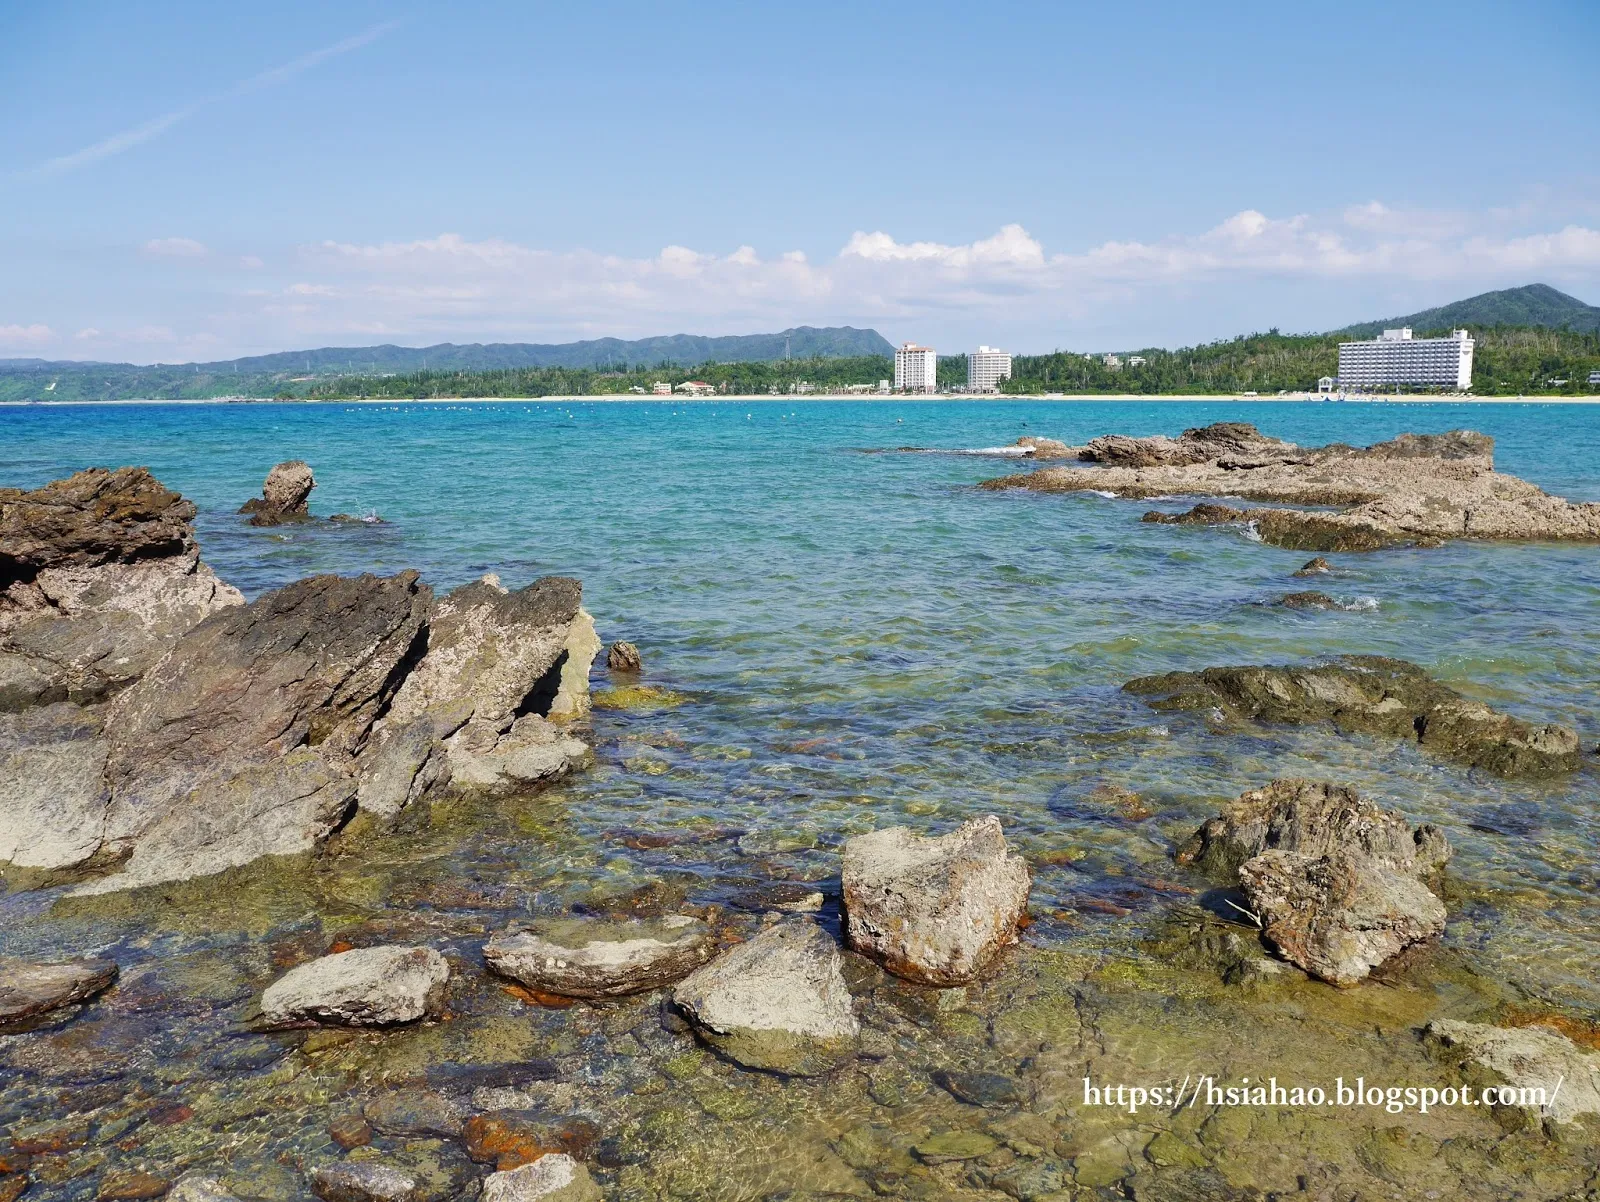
top-left (76, 327), bottom-right (101, 340)
top-left (0, 323), bottom-right (53, 349)
top-left (287, 282), bottom-right (338, 296)
top-left (144, 237), bottom-right (208, 258)
top-left (240, 255), bottom-right (265, 269)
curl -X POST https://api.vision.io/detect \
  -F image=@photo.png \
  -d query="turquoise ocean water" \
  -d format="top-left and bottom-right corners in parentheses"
top-left (3, 398), bottom-right (1597, 1002)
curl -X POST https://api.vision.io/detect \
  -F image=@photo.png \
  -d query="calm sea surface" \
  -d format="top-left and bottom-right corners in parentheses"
top-left (2, 398), bottom-right (1597, 1195)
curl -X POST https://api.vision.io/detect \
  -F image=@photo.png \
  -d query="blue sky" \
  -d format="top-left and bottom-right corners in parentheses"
top-left (3, 0), bottom-right (1598, 361)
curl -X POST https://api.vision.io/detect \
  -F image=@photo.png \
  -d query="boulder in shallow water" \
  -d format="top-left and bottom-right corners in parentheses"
top-left (168, 1178), bottom-right (241, 1202)
top-left (1277, 590), bottom-right (1339, 610)
top-left (484, 913), bottom-right (718, 999)
top-left (672, 920), bottom-right (859, 1075)
top-left (606, 639), bottom-right (642, 673)
top-left (1425, 1020), bottom-right (1600, 1124)
top-left (481, 1155), bottom-right (602, 1202)
top-left (261, 945), bottom-right (449, 1028)
top-left (240, 460), bottom-right (315, 525)
top-left (1124, 655), bottom-right (1581, 778)
top-left (310, 1162), bottom-right (422, 1202)
top-left (1293, 556), bottom-right (1331, 576)
top-left (0, 956), bottom-right (118, 1028)
top-left (1237, 850), bottom-right (1445, 986)
top-left (1177, 778), bottom-right (1450, 882)
top-left (842, 815), bottom-right (1031, 986)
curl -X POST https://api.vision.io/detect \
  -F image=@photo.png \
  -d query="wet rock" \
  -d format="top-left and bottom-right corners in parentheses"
top-left (1425, 1020), bottom-right (1600, 1124)
top-left (484, 914), bottom-right (717, 999)
top-left (606, 640), bottom-right (642, 673)
top-left (328, 1113), bottom-right (373, 1150)
top-left (0, 703), bottom-right (109, 871)
top-left (310, 1163), bottom-right (422, 1202)
top-left (911, 1130), bottom-right (999, 1164)
top-left (841, 815), bottom-right (1031, 986)
top-left (97, 1170), bottom-right (171, 1199)
top-left (362, 1089), bottom-right (464, 1138)
top-left (0, 956), bottom-right (118, 1027)
top-left (1124, 655), bottom-right (1580, 778)
top-left (1237, 850), bottom-right (1446, 986)
top-left (463, 1114), bottom-right (599, 1170)
top-left (167, 1178), bottom-right (240, 1202)
top-left (672, 920), bottom-right (859, 1076)
top-left (80, 571), bottom-right (430, 890)
top-left (1012, 436), bottom-right (1077, 459)
top-left (239, 461), bottom-right (315, 526)
top-left (480, 1155), bottom-right (602, 1202)
top-left (984, 422), bottom-right (1600, 549)
top-left (931, 1068), bottom-right (1023, 1108)
top-left (1177, 778), bottom-right (1451, 881)
top-left (442, 713), bottom-right (591, 796)
top-left (1277, 590), bottom-right (1339, 610)
top-left (729, 882), bottom-right (826, 913)
top-left (260, 946), bottom-right (449, 1028)
top-left (1292, 556), bottom-right (1331, 576)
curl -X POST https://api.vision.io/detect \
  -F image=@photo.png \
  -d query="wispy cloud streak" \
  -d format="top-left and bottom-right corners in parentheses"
top-left (20, 19), bottom-right (404, 178)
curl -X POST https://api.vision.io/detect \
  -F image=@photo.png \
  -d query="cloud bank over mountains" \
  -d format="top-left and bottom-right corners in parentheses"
top-left (7, 203), bottom-right (1600, 361)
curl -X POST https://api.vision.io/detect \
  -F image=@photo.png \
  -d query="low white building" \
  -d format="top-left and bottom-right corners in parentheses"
top-left (967, 346), bottom-right (1012, 392)
top-left (651, 381), bottom-right (672, 395)
top-left (1317, 376), bottom-right (1337, 394)
top-left (1337, 328), bottom-right (1473, 391)
top-left (675, 380), bottom-right (716, 396)
top-left (894, 342), bottom-right (938, 393)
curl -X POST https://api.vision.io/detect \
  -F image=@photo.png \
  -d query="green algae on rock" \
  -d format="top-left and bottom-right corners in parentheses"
top-left (1124, 655), bottom-right (1582, 778)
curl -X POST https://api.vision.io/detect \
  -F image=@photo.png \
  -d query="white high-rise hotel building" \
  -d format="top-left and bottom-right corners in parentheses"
top-left (967, 346), bottom-right (1013, 392)
top-left (894, 342), bottom-right (938, 393)
top-left (1337, 328), bottom-right (1474, 391)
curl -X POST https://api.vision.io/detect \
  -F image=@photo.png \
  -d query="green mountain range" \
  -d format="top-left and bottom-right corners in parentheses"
top-left (1335, 283), bottom-right (1600, 338)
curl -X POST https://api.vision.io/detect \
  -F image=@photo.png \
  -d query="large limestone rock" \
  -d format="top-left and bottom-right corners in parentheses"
top-left (240, 460), bottom-right (316, 526)
top-left (1177, 779), bottom-right (1451, 881)
top-left (1426, 1020), bottom-right (1600, 1124)
top-left (672, 920), bottom-right (859, 1076)
top-left (1237, 850), bottom-right (1446, 986)
top-left (484, 914), bottom-right (718, 999)
top-left (0, 956), bottom-right (118, 1027)
top-left (0, 703), bottom-right (109, 871)
top-left (842, 816), bottom-right (1031, 986)
top-left (85, 572), bottom-right (430, 890)
top-left (1125, 656), bottom-right (1580, 778)
top-left (982, 423), bottom-right (1600, 550)
top-left (261, 945), bottom-right (449, 1028)
top-left (481, 1155), bottom-right (602, 1202)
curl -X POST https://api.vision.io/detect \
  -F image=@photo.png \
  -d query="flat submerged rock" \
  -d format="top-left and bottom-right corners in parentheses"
top-left (483, 914), bottom-right (717, 999)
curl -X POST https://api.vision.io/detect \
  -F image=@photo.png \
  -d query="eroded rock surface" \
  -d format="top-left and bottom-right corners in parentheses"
top-left (672, 921), bottom-right (859, 1075)
top-left (1125, 655), bottom-right (1580, 777)
top-left (484, 914), bottom-right (717, 999)
top-left (842, 816), bottom-right (1031, 986)
top-left (261, 946), bottom-right (449, 1028)
top-left (481, 1155), bottom-right (602, 1202)
top-left (1426, 1020), bottom-right (1600, 1124)
top-left (240, 460), bottom-right (316, 526)
top-left (1178, 778), bottom-right (1451, 881)
top-left (0, 957), bottom-right (119, 1028)
top-left (0, 703), bottom-right (109, 871)
top-left (310, 1162), bottom-right (422, 1202)
top-left (606, 639), bottom-right (642, 673)
top-left (981, 422), bottom-right (1600, 550)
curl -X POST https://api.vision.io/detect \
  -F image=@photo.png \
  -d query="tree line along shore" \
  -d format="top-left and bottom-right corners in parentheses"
top-left (3, 325), bottom-right (1597, 403)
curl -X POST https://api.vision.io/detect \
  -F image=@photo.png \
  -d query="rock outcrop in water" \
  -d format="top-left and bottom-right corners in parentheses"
top-left (0, 956), bottom-right (119, 1029)
top-left (980, 423), bottom-right (1600, 551)
top-left (1180, 780), bottom-right (1451, 985)
top-left (260, 945), bottom-right (450, 1028)
top-left (239, 460), bottom-right (316, 526)
top-left (484, 915), bottom-right (718, 999)
top-left (842, 816), bottom-right (1031, 986)
top-left (0, 467), bottom-right (605, 892)
top-left (672, 920), bottom-right (859, 1076)
top-left (1124, 655), bottom-right (1581, 778)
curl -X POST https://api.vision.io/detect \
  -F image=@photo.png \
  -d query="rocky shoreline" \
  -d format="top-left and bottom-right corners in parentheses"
top-left (2, 447), bottom-right (1598, 1201)
top-left (977, 422), bottom-right (1600, 551)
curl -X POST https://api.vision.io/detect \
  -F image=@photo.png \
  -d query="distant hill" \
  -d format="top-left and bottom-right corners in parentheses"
top-left (1336, 284), bottom-right (1600, 337)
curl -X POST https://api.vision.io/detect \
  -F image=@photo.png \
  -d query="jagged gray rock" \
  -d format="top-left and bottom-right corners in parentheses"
top-left (484, 914), bottom-right (718, 998)
top-left (842, 816), bottom-right (1031, 986)
top-left (672, 921), bottom-right (859, 1075)
top-left (0, 956), bottom-right (118, 1027)
top-left (261, 945), bottom-right (449, 1028)
top-left (0, 702), bottom-right (109, 871)
top-left (240, 460), bottom-right (316, 526)
top-left (606, 639), bottom-right (642, 673)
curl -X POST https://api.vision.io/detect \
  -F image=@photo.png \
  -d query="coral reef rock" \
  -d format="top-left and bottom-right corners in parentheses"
top-left (672, 921), bottom-right (859, 1075)
top-left (1125, 655), bottom-right (1580, 778)
top-left (261, 945), bottom-right (449, 1028)
top-left (484, 914), bottom-right (718, 999)
top-left (982, 423), bottom-right (1600, 551)
top-left (842, 815), bottom-right (1031, 985)
top-left (239, 460), bottom-right (316, 526)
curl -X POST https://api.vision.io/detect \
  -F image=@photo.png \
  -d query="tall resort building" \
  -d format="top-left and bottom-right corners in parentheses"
top-left (1337, 328), bottom-right (1474, 392)
top-left (894, 342), bottom-right (938, 393)
top-left (967, 346), bottom-right (1013, 392)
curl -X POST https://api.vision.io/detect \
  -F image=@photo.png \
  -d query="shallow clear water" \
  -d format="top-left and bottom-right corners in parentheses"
top-left (2, 399), bottom-right (1597, 1198)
